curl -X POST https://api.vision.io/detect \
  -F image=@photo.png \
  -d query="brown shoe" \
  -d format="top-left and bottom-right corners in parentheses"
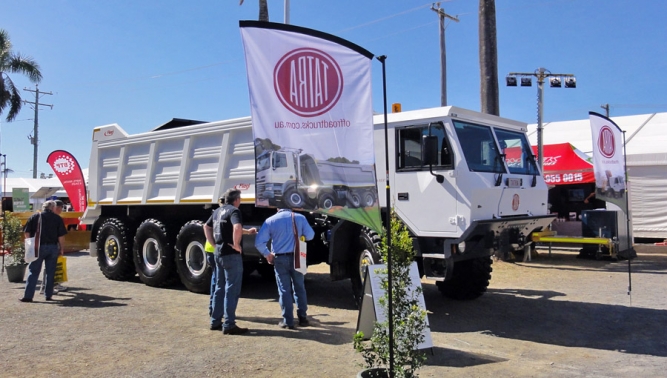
top-left (223, 325), bottom-right (248, 335)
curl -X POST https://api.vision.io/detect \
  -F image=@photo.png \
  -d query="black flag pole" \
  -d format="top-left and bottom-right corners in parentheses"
top-left (377, 55), bottom-right (394, 377)
top-left (622, 131), bottom-right (632, 300)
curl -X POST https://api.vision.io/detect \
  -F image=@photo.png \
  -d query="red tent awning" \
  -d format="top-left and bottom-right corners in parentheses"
top-left (506, 143), bottom-right (594, 185)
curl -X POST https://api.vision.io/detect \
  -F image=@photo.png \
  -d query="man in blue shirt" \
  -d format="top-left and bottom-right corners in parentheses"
top-left (255, 207), bottom-right (315, 329)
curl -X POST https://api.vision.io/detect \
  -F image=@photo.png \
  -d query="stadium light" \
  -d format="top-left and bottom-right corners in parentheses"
top-left (506, 68), bottom-right (576, 169)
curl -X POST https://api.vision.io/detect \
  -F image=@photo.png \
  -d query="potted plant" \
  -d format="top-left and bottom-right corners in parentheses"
top-left (353, 212), bottom-right (428, 378)
top-left (2, 211), bottom-right (28, 283)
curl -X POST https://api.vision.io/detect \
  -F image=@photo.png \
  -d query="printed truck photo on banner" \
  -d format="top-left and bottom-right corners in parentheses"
top-left (240, 21), bottom-right (381, 231)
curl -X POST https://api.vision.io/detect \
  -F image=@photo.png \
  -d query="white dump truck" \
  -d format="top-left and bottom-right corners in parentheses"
top-left (256, 147), bottom-right (377, 210)
top-left (82, 106), bottom-right (554, 303)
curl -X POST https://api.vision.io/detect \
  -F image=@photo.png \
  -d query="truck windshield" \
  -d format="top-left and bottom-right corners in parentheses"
top-left (256, 153), bottom-right (271, 172)
top-left (494, 129), bottom-right (540, 175)
top-left (453, 120), bottom-right (505, 173)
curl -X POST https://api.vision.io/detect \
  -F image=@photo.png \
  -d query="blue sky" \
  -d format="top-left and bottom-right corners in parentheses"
top-left (3, 0), bottom-right (666, 177)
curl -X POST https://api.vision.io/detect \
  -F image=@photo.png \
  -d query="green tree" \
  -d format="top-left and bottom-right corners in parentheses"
top-left (240, 0), bottom-right (270, 22)
top-left (0, 29), bottom-right (42, 122)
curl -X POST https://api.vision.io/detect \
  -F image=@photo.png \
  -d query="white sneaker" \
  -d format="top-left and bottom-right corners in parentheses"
top-left (54, 283), bottom-right (67, 292)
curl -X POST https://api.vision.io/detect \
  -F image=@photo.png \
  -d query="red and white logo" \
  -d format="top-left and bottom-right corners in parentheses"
top-left (273, 48), bottom-right (343, 117)
top-left (512, 194), bottom-right (520, 211)
top-left (104, 129), bottom-right (114, 137)
top-left (52, 155), bottom-right (75, 175)
top-left (598, 126), bottom-right (615, 158)
top-left (234, 183), bottom-right (250, 191)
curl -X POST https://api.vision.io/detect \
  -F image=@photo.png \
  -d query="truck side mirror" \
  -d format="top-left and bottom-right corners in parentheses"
top-left (422, 135), bottom-right (444, 183)
top-left (422, 135), bottom-right (439, 165)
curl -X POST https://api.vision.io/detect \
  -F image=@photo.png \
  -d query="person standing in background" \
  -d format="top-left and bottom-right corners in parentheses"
top-left (255, 207), bottom-right (315, 329)
top-left (204, 189), bottom-right (257, 335)
top-left (19, 200), bottom-right (67, 302)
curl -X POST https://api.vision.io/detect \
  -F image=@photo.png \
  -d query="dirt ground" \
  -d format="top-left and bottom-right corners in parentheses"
top-left (1, 246), bottom-right (666, 378)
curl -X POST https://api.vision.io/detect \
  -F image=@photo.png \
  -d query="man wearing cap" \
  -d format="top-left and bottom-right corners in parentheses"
top-left (204, 189), bottom-right (257, 335)
top-left (19, 200), bottom-right (67, 302)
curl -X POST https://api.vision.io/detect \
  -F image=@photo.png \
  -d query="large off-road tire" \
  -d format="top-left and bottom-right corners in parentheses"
top-left (284, 188), bottom-right (305, 208)
top-left (350, 227), bottom-right (382, 307)
top-left (133, 218), bottom-right (178, 287)
top-left (96, 218), bottom-right (136, 281)
top-left (175, 220), bottom-right (212, 293)
top-left (436, 256), bottom-right (493, 300)
top-left (318, 193), bottom-right (335, 210)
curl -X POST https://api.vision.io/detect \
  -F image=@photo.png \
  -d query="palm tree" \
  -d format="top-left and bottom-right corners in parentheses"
top-left (479, 0), bottom-right (499, 116)
top-left (0, 29), bottom-right (42, 122)
top-left (240, 0), bottom-right (270, 22)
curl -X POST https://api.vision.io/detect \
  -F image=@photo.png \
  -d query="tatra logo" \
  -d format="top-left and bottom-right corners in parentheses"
top-left (234, 183), bottom-right (250, 190)
top-left (274, 48), bottom-right (343, 117)
top-left (512, 194), bottom-right (520, 211)
top-left (598, 125), bottom-right (615, 158)
top-left (104, 129), bottom-right (114, 137)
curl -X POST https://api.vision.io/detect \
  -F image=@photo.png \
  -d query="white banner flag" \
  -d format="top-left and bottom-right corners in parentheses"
top-left (240, 21), bottom-right (381, 231)
top-left (589, 112), bottom-right (627, 211)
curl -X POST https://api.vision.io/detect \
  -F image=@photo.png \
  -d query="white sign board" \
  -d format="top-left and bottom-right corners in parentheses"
top-left (356, 262), bottom-right (433, 350)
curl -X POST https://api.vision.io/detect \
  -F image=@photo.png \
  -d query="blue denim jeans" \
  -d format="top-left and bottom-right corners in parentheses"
top-left (210, 253), bottom-right (243, 330)
top-left (23, 244), bottom-right (60, 299)
top-left (206, 252), bottom-right (216, 317)
top-left (274, 254), bottom-right (308, 327)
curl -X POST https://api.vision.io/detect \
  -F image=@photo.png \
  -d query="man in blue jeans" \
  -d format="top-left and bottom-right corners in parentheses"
top-left (204, 189), bottom-right (256, 335)
top-left (255, 207), bottom-right (315, 329)
top-left (19, 200), bottom-right (67, 302)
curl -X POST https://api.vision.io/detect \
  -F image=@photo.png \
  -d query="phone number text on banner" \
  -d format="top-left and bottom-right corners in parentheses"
top-left (544, 173), bottom-right (584, 184)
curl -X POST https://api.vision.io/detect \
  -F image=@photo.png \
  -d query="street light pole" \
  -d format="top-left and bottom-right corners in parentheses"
top-left (507, 68), bottom-right (576, 170)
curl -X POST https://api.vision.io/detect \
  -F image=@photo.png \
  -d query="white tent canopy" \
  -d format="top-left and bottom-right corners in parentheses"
top-left (1, 177), bottom-right (67, 209)
top-left (528, 112), bottom-right (667, 239)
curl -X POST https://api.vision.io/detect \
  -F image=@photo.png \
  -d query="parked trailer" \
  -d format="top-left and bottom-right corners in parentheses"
top-left (82, 106), bottom-right (554, 303)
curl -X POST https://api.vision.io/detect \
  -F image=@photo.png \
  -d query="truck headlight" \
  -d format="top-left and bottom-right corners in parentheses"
top-left (457, 241), bottom-right (466, 253)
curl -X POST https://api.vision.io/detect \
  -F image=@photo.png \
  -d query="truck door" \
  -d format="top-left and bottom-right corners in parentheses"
top-left (393, 123), bottom-right (458, 234)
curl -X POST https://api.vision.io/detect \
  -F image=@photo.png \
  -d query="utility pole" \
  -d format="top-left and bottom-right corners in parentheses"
top-left (431, 2), bottom-right (459, 107)
top-left (601, 103), bottom-right (610, 117)
top-left (23, 84), bottom-right (53, 178)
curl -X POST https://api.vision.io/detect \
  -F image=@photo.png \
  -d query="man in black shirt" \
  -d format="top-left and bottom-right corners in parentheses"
top-left (204, 189), bottom-right (256, 335)
top-left (19, 200), bottom-right (67, 302)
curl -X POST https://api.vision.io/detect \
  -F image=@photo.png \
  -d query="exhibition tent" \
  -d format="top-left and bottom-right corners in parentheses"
top-left (527, 112), bottom-right (667, 238)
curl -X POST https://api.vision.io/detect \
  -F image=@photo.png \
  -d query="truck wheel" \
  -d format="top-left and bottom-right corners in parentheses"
top-left (350, 227), bottom-right (382, 307)
top-left (96, 218), bottom-right (136, 280)
top-left (284, 188), bottom-right (305, 208)
top-left (362, 191), bottom-right (376, 207)
top-left (175, 220), bottom-right (212, 293)
top-left (436, 256), bottom-right (492, 300)
top-left (133, 219), bottom-right (178, 287)
top-left (347, 192), bottom-right (362, 208)
top-left (319, 193), bottom-right (335, 210)
top-left (256, 263), bottom-right (276, 281)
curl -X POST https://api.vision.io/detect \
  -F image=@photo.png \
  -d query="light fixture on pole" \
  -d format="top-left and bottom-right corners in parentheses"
top-left (506, 68), bottom-right (576, 170)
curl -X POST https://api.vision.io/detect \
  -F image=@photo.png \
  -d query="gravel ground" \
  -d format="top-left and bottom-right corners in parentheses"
top-left (1, 246), bottom-right (666, 377)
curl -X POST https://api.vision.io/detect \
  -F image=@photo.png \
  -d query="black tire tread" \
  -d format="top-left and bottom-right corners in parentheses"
top-left (95, 218), bottom-right (136, 281)
top-left (133, 218), bottom-right (179, 287)
top-left (437, 256), bottom-right (493, 300)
